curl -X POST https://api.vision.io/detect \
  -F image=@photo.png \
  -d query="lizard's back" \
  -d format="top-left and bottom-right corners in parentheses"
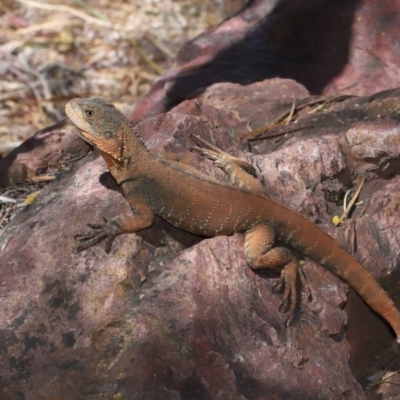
top-left (127, 155), bottom-right (400, 338)
top-left (124, 154), bottom-right (338, 254)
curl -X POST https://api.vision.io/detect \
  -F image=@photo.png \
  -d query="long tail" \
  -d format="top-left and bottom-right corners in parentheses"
top-left (296, 217), bottom-right (400, 344)
top-left (319, 241), bottom-right (400, 343)
top-left (278, 204), bottom-right (400, 343)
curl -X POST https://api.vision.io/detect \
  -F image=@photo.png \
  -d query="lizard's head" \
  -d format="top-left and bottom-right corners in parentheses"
top-left (66, 97), bottom-right (127, 163)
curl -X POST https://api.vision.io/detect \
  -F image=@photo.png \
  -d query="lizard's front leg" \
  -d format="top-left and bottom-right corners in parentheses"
top-left (75, 196), bottom-right (154, 253)
top-left (190, 135), bottom-right (264, 193)
top-left (245, 221), bottom-right (311, 324)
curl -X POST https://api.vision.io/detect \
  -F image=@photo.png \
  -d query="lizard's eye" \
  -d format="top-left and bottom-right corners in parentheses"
top-left (84, 109), bottom-right (95, 119)
top-left (104, 131), bottom-right (113, 139)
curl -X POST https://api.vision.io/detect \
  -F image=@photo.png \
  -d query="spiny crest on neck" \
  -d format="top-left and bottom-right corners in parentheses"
top-left (127, 122), bottom-right (150, 154)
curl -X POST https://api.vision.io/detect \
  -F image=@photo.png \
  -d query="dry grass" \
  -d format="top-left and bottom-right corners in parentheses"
top-left (0, 0), bottom-right (234, 155)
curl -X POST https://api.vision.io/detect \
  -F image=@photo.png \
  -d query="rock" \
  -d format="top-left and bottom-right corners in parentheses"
top-left (0, 121), bottom-right (90, 187)
top-left (133, 0), bottom-right (400, 122)
top-left (3, 0), bottom-right (400, 395)
top-left (3, 79), bottom-right (400, 398)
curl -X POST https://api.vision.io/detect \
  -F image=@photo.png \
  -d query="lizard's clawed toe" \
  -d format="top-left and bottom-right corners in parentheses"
top-left (272, 279), bottom-right (283, 293)
top-left (75, 233), bottom-right (108, 253)
top-left (271, 260), bottom-right (314, 325)
top-left (190, 134), bottom-right (222, 153)
top-left (279, 298), bottom-right (289, 313)
top-left (285, 312), bottom-right (295, 327)
top-left (191, 146), bottom-right (224, 166)
top-left (271, 260), bottom-right (300, 322)
top-left (74, 217), bottom-right (115, 253)
top-left (298, 263), bottom-right (312, 301)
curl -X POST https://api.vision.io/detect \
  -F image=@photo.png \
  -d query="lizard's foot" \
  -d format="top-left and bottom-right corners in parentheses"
top-left (190, 134), bottom-right (258, 179)
top-left (298, 262), bottom-right (312, 302)
top-left (74, 217), bottom-right (120, 253)
top-left (272, 261), bottom-right (312, 325)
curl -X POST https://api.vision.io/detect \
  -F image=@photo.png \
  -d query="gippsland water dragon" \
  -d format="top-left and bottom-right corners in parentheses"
top-left (66, 96), bottom-right (400, 342)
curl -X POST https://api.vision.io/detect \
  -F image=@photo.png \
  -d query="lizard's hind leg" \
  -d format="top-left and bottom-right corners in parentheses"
top-left (191, 135), bottom-right (311, 323)
top-left (190, 134), bottom-right (264, 193)
top-left (245, 221), bottom-right (310, 324)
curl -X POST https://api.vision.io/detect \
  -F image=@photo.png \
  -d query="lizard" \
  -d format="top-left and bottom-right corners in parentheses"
top-left (65, 96), bottom-right (400, 343)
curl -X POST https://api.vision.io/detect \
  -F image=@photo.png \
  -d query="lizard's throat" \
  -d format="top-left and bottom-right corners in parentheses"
top-left (100, 151), bottom-right (124, 170)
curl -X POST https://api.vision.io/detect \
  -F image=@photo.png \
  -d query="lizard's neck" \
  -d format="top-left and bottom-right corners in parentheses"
top-left (106, 124), bottom-right (156, 185)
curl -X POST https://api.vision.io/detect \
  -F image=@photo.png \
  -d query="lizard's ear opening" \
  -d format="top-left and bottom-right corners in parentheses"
top-left (97, 128), bottom-right (122, 162)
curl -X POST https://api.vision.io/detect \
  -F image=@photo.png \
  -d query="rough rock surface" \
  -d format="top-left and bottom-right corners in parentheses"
top-left (0, 121), bottom-right (89, 187)
top-left (2, 79), bottom-right (400, 399)
top-left (2, 0), bottom-right (400, 397)
top-left (133, 0), bottom-right (400, 121)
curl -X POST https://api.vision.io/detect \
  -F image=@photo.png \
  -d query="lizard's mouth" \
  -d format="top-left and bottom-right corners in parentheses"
top-left (77, 129), bottom-right (123, 164)
top-left (76, 131), bottom-right (94, 146)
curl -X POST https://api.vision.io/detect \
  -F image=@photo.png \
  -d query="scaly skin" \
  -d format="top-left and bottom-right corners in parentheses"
top-left (66, 96), bottom-right (400, 342)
